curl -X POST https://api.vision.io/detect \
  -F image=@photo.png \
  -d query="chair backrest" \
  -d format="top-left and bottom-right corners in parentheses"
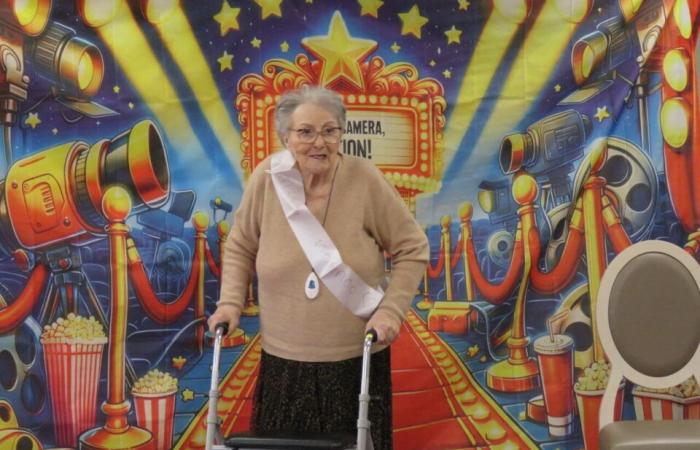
top-left (596, 240), bottom-right (700, 429)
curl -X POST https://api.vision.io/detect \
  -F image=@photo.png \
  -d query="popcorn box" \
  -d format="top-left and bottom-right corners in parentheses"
top-left (132, 389), bottom-right (177, 450)
top-left (575, 384), bottom-right (624, 450)
top-left (632, 387), bottom-right (700, 420)
top-left (42, 338), bottom-right (107, 447)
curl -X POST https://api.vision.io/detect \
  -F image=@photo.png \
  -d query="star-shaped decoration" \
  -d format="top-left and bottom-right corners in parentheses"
top-left (280, 40), bottom-right (290, 52)
top-left (398, 5), bottom-right (428, 39)
top-left (25, 112), bottom-right (41, 129)
top-left (429, 59), bottom-right (436, 67)
top-left (218, 50), bottom-right (233, 71)
top-left (306, 0), bottom-right (313, 3)
top-left (213, 0), bottom-right (241, 36)
top-left (181, 388), bottom-right (195, 401)
top-left (244, 56), bottom-right (251, 63)
top-left (251, 36), bottom-right (262, 48)
top-left (302, 11), bottom-right (377, 90)
top-left (253, 0), bottom-right (282, 20)
top-left (172, 355), bottom-right (187, 370)
top-left (467, 344), bottom-right (479, 358)
top-left (442, 69), bottom-right (452, 79)
top-left (554, 84), bottom-right (561, 92)
top-left (113, 85), bottom-right (120, 94)
top-left (444, 25), bottom-right (462, 45)
top-left (458, 0), bottom-right (470, 10)
top-left (51, 128), bottom-right (58, 135)
top-left (128, 102), bottom-right (134, 110)
top-left (594, 106), bottom-right (610, 122)
top-left (390, 42), bottom-right (400, 53)
top-left (358, 0), bottom-right (384, 18)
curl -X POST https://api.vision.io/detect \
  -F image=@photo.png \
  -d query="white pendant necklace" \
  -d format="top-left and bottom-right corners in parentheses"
top-left (305, 161), bottom-right (339, 300)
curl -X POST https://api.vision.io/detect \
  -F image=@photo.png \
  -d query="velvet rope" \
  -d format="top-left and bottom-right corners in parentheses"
top-left (0, 264), bottom-right (50, 334)
top-left (601, 194), bottom-right (632, 255)
top-left (127, 240), bottom-right (199, 325)
top-left (464, 230), bottom-right (523, 303)
top-left (204, 242), bottom-right (221, 278)
top-left (427, 238), bottom-right (445, 278)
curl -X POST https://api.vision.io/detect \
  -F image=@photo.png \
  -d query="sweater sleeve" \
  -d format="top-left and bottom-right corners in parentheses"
top-left (364, 164), bottom-right (429, 327)
top-left (216, 162), bottom-right (267, 312)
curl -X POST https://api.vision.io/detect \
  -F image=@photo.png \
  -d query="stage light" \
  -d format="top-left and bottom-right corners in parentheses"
top-left (492, 0), bottom-right (530, 24)
top-left (76, 0), bottom-right (122, 28)
top-left (673, 0), bottom-right (692, 39)
top-left (663, 48), bottom-right (690, 92)
top-left (660, 98), bottom-right (690, 150)
top-left (27, 22), bottom-right (104, 98)
top-left (571, 17), bottom-right (628, 85)
top-left (0, 0), bottom-right (52, 36)
top-left (554, 0), bottom-right (593, 23)
top-left (0, 120), bottom-right (169, 253)
top-left (478, 189), bottom-right (496, 214)
top-left (141, 0), bottom-right (179, 24)
top-left (619, 0), bottom-right (643, 22)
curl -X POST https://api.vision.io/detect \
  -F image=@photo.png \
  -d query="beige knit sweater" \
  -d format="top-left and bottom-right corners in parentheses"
top-left (218, 153), bottom-right (428, 361)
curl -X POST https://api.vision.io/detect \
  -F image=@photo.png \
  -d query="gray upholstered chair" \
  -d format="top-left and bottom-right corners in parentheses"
top-left (597, 240), bottom-right (700, 450)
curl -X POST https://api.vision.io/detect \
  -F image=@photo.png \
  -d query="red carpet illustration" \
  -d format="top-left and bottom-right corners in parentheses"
top-left (174, 311), bottom-right (537, 449)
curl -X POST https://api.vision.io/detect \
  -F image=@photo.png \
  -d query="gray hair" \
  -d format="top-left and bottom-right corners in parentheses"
top-left (274, 86), bottom-right (346, 143)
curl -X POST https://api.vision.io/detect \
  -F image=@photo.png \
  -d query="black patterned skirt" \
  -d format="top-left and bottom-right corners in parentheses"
top-left (252, 348), bottom-right (392, 450)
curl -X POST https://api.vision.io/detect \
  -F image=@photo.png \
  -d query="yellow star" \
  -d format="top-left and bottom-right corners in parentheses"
top-left (444, 25), bottom-right (462, 45)
top-left (172, 355), bottom-right (187, 370)
top-left (594, 106), bottom-right (610, 122)
top-left (302, 11), bottom-right (377, 90)
top-left (398, 5), bottom-right (428, 39)
top-left (390, 42), bottom-right (400, 53)
top-left (113, 85), bottom-right (120, 94)
top-left (306, 0), bottom-right (313, 3)
top-left (25, 112), bottom-right (41, 129)
top-left (51, 128), bottom-right (58, 135)
top-left (442, 69), bottom-right (452, 79)
top-left (554, 84), bottom-right (561, 92)
top-left (128, 102), bottom-right (134, 109)
top-left (458, 0), bottom-right (470, 10)
top-left (358, 0), bottom-right (384, 18)
top-left (251, 37), bottom-right (262, 48)
top-left (181, 388), bottom-right (195, 401)
top-left (253, 0), bottom-right (282, 20)
top-left (213, 1), bottom-right (241, 36)
top-left (429, 59), bottom-right (436, 67)
top-left (280, 40), bottom-right (290, 52)
top-left (218, 50), bottom-right (233, 71)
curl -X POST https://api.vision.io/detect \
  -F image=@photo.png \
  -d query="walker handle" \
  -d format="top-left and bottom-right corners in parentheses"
top-left (365, 329), bottom-right (378, 343)
top-left (215, 323), bottom-right (229, 336)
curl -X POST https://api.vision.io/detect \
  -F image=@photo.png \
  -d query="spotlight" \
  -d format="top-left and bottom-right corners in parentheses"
top-left (26, 21), bottom-right (104, 99)
top-left (0, 0), bottom-right (52, 36)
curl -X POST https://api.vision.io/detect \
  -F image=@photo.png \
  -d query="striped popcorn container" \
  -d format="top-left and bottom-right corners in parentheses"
top-left (632, 387), bottom-right (700, 420)
top-left (132, 388), bottom-right (178, 450)
top-left (574, 384), bottom-right (624, 450)
top-left (42, 338), bottom-right (107, 447)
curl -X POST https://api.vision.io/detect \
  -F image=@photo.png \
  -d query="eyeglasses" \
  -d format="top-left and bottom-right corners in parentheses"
top-left (289, 126), bottom-right (343, 143)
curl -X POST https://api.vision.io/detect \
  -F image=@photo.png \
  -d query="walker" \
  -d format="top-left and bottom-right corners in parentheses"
top-left (206, 323), bottom-right (377, 450)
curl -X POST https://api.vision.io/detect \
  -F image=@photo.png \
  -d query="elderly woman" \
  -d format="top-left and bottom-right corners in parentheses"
top-left (208, 85), bottom-right (428, 449)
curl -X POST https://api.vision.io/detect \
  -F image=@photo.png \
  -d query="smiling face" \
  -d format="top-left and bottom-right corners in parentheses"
top-left (284, 102), bottom-right (342, 178)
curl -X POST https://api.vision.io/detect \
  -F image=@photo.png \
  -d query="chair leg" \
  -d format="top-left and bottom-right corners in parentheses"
top-left (599, 369), bottom-right (623, 430)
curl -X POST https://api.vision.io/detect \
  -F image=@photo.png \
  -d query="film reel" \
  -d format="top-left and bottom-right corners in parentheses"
top-left (486, 230), bottom-right (514, 269)
top-left (552, 284), bottom-right (593, 376)
top-left (544, 203), bottom-right (571, 270)
top-left (572, 137), bottom-right (658, 241)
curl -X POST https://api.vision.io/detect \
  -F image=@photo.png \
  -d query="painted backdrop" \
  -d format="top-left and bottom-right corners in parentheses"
top-left (0, 1), bottom-right (698, 449)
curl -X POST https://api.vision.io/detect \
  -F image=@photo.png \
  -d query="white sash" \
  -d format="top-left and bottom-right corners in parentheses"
top-left (267, 150), bottom-right (383, 319)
